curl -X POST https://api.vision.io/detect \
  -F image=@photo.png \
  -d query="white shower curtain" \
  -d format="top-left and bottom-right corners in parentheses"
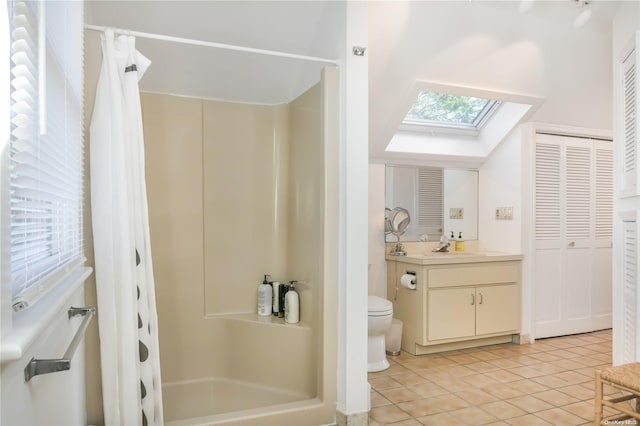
top-left (89, 29), bottom-right (163, 425)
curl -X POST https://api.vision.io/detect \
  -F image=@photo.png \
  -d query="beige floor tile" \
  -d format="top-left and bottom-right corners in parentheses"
top-left (415, 411), bottom-right (458, 425)
top-left (489, 369), bottom-right (524, 384)
top-left (370, 375), bottom-right (404, 391)
top-left (506, 395), bottom-right (554, 413)
top-left (562, 401), bottom-right (595, 421)
top-left (409, 381), bottom-right (449, 398)
top-left (461, 373), bottom-right (502, 389)
top-left (385, 419), bottom-right (423, 426)
top-left (397, 398), bottom-right (445, 417)
top-left (446, 364), bottom-right (478, 377)
top-left (371, 390), bottom-right (393, 408)
top-left (470, 351), bottom-right (502, 362)
top-left (443, 353), bottom-right (483, 365)
top-left (556, 384), bottom-right (595, 401)
top-left (534, 407), bottom-right (587, 425)
top-left (389, 372), bottom-right (429, 387)
top-left (367, 329), bottom-right (612, 426)
top-left (532, 374), bottom-right (573, 388)
top-left (431, 376), bottom-right (476, 392)
top-left (554, 370), bottom-right (592, 385)
top-left (398, 393), bottom-right (469, 417)
top-left (508, 366), bottom-right (546, 379)
top-left (575, 356), bottom-right (606, 367)
top-left (369, 405), bottom-right (411, 424)
top-left (486, 358), bottom-right (522, 369)
top-left (379, 387), bottom-right (424, 404)
top-left (505, 414), bottom-right (554, 425)
top-left (385, 363), bottom-right (413, 376)
top-left (532, 389), bottom-right (580, 406)
top-left (447, 406), bottom-right (499, 426)
top-left (480, 400), bottom-right (527, 420)
top-left (482, 383), bottom-right (527, 400)
top-left (509, 379), bottom-right (549, 394)
top-left (454, 389), bottom-right (499, 406)
top-left (528, 352), bottom-right (563, 363)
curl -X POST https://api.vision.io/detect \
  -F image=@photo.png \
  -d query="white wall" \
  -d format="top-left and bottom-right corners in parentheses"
top-left (478, 129), bottom-right (523, 253)
top-left (368, 164), bottom-right (387, 299)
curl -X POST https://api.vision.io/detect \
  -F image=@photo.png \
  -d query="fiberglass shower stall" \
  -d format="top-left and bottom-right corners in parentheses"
top-left (83, 18), bottom-right (340, 426)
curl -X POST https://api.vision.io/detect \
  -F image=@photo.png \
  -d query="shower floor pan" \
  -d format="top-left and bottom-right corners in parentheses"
top-left (163, 377), bottom-right (311, 425)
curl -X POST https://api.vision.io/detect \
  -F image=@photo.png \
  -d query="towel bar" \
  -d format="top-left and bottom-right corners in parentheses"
top-left (24, 306), bottom-right (96, 382)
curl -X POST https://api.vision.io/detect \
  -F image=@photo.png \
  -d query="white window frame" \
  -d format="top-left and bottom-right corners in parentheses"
top-left (1, 0), bottom-right (89, 359)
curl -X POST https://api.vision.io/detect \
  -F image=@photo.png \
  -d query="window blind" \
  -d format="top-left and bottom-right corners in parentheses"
top-left (9, 0), bottom-right (84, 311)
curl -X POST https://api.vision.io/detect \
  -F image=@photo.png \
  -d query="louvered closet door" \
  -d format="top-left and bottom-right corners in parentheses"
top-left (534, 133), bottom-right (613, 339)
top-left (623, 49), bottom-right (637, 194)
top-left (622, 220), bottom-right (638, 364)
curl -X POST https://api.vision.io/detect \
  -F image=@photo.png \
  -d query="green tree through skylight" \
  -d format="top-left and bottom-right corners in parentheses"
top-left (406, 92), bottom-right (491, 125)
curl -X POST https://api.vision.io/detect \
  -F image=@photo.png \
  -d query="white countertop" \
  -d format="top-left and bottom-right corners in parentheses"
top-left (385, 251), bottom-right (523, 265)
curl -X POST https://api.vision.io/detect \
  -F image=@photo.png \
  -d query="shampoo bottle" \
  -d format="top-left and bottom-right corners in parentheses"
top-left (285, 281), bottom-right (300, 324)
top-left (258, 275), bottom-right (273, 316)
top-left (272, 281), bottom-right (281, 316)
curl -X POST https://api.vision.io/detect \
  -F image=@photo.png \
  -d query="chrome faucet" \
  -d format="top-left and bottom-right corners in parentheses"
top-left (432, 236), bottom-right (450, 252)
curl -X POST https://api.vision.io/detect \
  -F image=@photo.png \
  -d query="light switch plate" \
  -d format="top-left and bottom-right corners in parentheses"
top-left (449, 207), bottom-right (464, 219)
top-left (495, 206), bottom-right (513, 220)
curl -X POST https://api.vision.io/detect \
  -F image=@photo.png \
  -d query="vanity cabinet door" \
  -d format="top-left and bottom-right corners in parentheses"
top-left (475, 284), bottom-right (519, 336)
top-left (428, 288), bottom-right (475, 341)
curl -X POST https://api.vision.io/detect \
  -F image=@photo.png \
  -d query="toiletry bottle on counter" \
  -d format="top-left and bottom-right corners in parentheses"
top-left (285, 281), bottom-right (299, 324)
top-left (258, 275), bottom-right (273, 316)
top-left (455, 232), bottom-right (465, 252)
top-left (272, 281), bottom-right (282, 316)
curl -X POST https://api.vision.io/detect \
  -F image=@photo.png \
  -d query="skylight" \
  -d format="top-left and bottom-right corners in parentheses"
top-left (403, 91), bottom-right (501, 131)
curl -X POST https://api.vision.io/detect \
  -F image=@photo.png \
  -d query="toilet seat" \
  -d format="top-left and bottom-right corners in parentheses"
top-left (368, 296), bottom-right (393, 317)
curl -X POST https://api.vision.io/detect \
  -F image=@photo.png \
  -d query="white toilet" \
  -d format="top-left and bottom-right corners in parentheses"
top-left (367, 295), bottom-right (394, 372)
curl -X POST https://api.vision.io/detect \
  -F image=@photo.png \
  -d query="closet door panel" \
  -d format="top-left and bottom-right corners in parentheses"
top-left (534, 250), bottom-right (562, 336)
top-left (565, 247), bottom-right (592, 322)
top-left (593, 246), bottom-right (613, 320)
top-left (533, 133), bottom-right (612, 338)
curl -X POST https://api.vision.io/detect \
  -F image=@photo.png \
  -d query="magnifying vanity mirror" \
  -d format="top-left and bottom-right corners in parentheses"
top-left (385, 165), bottom-right (478, 242)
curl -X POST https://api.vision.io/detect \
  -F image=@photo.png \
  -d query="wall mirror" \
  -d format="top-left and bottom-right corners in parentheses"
top-left (385, 165), bottom-right (478, 242)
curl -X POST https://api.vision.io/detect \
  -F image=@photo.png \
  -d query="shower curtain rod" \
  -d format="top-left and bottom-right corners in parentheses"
top-left (84, 24), bottom-right (340, 66)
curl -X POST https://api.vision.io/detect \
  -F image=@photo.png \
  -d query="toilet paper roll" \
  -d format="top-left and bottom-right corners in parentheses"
top-left (400, 274), bottom-right (416, 290)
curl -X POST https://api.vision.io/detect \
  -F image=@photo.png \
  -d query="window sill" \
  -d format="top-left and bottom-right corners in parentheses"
top-left (0, 266), bottom-right (93, 364)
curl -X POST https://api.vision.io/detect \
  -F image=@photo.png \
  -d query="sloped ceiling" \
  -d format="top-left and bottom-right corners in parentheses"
top-left (84, 1), bottom-right (344, 105)
top-left (85, 1), bottom-right (619, 165)
top-left (368, 0), bottom-right (618, 166)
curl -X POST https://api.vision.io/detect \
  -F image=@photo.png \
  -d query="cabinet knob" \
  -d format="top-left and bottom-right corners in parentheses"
top-left (471, 294), bottom-right (475, 305)
top-left (568, 241), bottom-right (576, 247)
top-left (478, 293), bottom-right (483, 304)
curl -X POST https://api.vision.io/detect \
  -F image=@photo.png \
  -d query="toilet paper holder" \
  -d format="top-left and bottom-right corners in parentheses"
top-left (399, 271), bottom-right (417, 292)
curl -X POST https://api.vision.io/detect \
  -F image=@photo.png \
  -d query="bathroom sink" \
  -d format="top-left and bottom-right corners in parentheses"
top-left (412, 252), bottom-right (487, 259)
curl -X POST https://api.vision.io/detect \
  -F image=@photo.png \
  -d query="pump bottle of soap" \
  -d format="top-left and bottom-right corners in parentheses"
top-left (455, 232), bottom-right (465, 252)
top-left (258, 275), bottom-right (273, 316)
top-left (285, 281), bottom-right (300, 324)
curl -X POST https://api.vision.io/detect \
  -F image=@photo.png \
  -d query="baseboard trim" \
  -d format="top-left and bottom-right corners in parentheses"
top-left (335, 410), bottom-right (369, 426)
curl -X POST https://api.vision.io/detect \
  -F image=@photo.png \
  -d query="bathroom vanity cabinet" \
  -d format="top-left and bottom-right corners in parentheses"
top-left (386, 253), bottom-right (523, 355)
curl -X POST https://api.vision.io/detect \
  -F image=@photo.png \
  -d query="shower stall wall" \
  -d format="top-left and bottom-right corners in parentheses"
top-left (140, 69), bottom-right (338, 425)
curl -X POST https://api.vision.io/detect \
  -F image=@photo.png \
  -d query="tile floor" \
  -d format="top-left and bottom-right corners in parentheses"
top-left (368, 329), bottom-right (625, 425)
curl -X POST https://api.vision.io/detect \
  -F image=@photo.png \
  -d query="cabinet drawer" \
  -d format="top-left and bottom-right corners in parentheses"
top-left (428, 263), bottom-right (520, 288)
